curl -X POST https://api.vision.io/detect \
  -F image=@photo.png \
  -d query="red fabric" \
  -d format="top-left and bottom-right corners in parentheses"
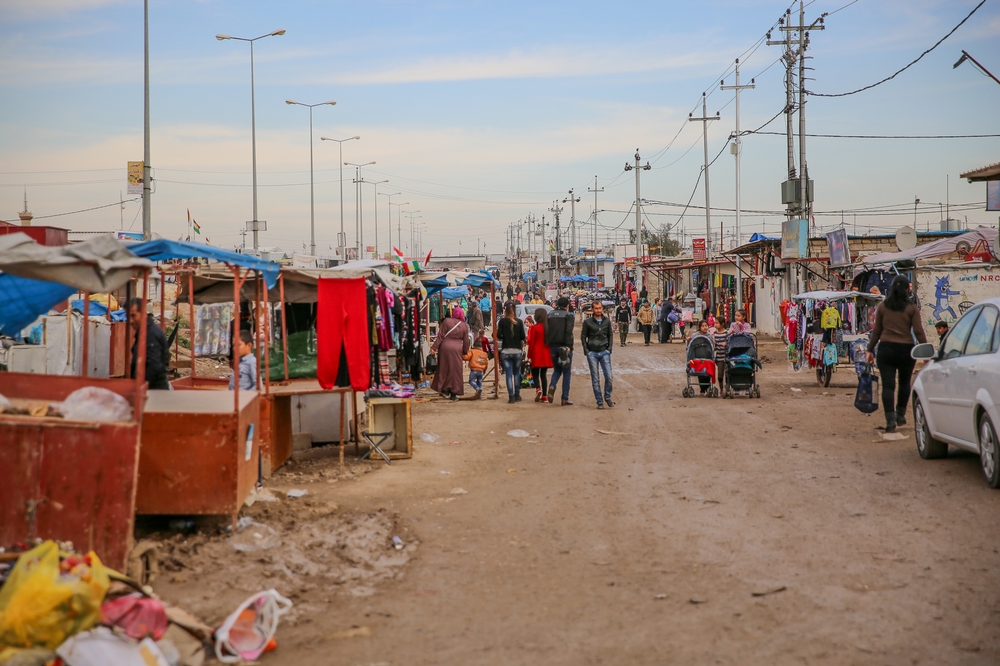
top-left (527, 324), bottom-right (553, 368)
top-left (317, 277), bottom-right (371, 391)
top-left (100, 593), bottom-right (168, 640)
top-left (688, 359), bottom-right (716, 383)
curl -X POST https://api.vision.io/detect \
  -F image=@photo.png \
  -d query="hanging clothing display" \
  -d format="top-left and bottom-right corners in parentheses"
top-left (317, 277), bottom-right (371, 392)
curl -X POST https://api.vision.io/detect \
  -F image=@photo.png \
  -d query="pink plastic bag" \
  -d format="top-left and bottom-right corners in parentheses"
top-left (100, 593), bottom-right (168, 641)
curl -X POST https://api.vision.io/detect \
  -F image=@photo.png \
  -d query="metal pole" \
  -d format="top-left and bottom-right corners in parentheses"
top-left (339, 143), bottom-right (344, 260)
top-left (721, 61), bottom-right (754, 311)
top-left (798, 0), bottom-right (808, 234)
top-left (688, 93), bottom-right (718, 256)
top-left (250, 41), bottom-right (259, 250)
top-left (309, 106), bottom-right (315, 256)
top-left (142, 0), bottom-right (151, 240)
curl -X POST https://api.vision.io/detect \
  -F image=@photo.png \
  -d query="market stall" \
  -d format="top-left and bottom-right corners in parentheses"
top-left (0, 233), bottom-right (153, 571)
top-left (788, 290), bottom-right (883, 387)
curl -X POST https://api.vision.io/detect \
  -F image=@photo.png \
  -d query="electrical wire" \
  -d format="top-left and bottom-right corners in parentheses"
top-left (747, 131), bottom-right (1000, 139)
top-left (34, 198), bottom-right (140, 219)
top-left (809, 0), bottom-right (987, 97)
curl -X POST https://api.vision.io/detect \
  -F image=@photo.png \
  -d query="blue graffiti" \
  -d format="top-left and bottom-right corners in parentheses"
top-left (932, 275), bottom-right (959, 320)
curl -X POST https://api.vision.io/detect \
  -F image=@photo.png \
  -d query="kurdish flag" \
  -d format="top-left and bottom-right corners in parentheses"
top-left (392, 246), bottom-right (405, 263)
top-left (187, 208), bottom-right (201, 235)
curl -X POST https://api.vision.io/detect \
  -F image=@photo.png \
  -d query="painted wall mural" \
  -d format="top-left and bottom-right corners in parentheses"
top-left (915, 266), bottom-right (1000, 327)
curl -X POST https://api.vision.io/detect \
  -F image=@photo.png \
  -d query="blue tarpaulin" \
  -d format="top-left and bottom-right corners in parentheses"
top-left (70, 299), bottom-right (127, 322)
top-left (130, 239), bottom-right (280, 288)
top-left (0, 274), bottom-right (74, 336)
top-left (747, 233), bottom-right (777, 243)
top-left (440, 286), bottom-right (470, 300)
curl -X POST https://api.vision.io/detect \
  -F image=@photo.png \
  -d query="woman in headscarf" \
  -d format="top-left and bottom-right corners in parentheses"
top-left (431, 306), bottom-right (471, 400)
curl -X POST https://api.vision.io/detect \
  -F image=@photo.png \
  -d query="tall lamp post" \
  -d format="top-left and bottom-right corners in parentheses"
top-left (366, 179), bottom-right (388, 258)
top-left (286, 100), bottom-right (336, 257)
top-left (216, 28), bottom-right (286, 251)
top-left (320, 136), bottom-right (359, 262)
top-left (379, 191), bottom-right (402, 252)
top-left (345, 161), bottom-right (375, 255)
top-left (405, 212), bottom-right (422, 254)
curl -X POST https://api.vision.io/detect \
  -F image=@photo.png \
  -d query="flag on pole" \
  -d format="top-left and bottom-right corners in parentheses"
top-left (187, 209), bottom-right (201, 235)
top-left (392, 247), bottom-right (405, 263)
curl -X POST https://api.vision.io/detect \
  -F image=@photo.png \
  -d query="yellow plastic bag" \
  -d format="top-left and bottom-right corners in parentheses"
top-left (0, 541), bottom-right (110, 650)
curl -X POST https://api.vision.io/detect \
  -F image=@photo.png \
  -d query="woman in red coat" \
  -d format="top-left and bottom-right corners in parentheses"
top-left (526, 307), bottom-right (554, 403)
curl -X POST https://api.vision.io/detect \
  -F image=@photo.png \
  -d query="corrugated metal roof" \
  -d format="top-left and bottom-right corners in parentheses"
top-left (960, 161), bottom-right (1000, 182)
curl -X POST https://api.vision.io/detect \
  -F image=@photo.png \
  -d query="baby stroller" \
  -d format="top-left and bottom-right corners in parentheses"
top-left (724, 333), bottom-right (762, 399)
top-left (682, 334), bottom-right (718, 398)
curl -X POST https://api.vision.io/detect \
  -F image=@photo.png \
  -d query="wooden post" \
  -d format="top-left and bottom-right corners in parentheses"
top-left (81, 291), bottom-right (90, 377)
top-left (339, 388), bottom-right (346, 473)
top-left (253, 275), bottom-right (261, 388)
top-left (159, 271), bottom-right (166, 332)
top-left (262, 272), bottom-right (271, 393)
top-left (279, 272), bottom-right (289, 382)
top-left (232, 266), bottom-right (241, 414)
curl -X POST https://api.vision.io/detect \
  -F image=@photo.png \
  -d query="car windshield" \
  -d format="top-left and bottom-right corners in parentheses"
top-left (964, 306), bottom-right (999, 356)
top-left (519, 305), bottom-right (552, 319)
top-left (941, 307), bottom-right (979, 359)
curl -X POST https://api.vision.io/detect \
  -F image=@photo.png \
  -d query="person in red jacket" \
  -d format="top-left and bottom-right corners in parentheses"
top-left (527, 307), bottom-right (554, 402)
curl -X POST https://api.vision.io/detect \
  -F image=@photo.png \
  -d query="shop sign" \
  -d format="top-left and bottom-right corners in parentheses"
top-left (127, 161), bottom-right (144, 194)
top-left (692, 238), bottom-right (707, 262)
top-left (781, 219), bottom-right (809, 259)
top-left (826, 228), bottom-right (851, 267)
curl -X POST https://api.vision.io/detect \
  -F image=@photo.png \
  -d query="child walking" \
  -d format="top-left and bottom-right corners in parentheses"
top-left (712, 317), bottom-right (729, 392)
top-left (527, 308), bottom-right (553, 402)
top-left (463, 338), bottom-right (489, 400)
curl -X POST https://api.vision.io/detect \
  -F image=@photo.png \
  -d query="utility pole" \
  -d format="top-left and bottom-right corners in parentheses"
top-left (721, 62), bottom-right (754, 311)
top-left (239, 227), bottom-right (247, 250)
top-left (563, 190), bottom-right (580, 259)
top-left (548, 201), bottom-right (564, 274)
top-left (623, 150), bottom-right (651, 293)
top-left (769, 9), bottom-right (798, 221)
top-left (142, 0), bottom-right (152, 240)
top-left (588, 176), bottom-right (603, 281)
top-left (688, 93), bottom-right (720, 257)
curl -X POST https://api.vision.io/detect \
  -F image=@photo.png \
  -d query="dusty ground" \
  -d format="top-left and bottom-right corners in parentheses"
top-left (151, 334), bottom-right (1000, 665)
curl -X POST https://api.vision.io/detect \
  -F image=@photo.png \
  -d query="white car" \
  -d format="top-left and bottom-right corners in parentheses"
top-left (911, 297), bottom-right (1000, 486)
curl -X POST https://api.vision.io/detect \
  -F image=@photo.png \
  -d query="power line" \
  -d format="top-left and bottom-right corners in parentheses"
top-left (809, 0), bottom-right (987, 97)
top-left (748, 131), bottom-right (1000, 139)
top-left (34, 198), bottom-right (140, 220)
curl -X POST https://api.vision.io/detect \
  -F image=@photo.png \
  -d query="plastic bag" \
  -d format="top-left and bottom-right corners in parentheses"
top-left (100, 593), bottom-right (168, 641)
top-left (507, 429), bottom-right (530, 438)
top-left (0, 541), bottom-right (110, 650)
top-left (57, 387), bottom-right (132, 423)
top-left (227, 522), bottom-right (281, 553)
top-left (214, 590), bottom-right (292, 663)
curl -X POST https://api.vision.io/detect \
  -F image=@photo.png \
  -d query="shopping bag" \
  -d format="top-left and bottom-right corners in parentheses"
top-left (0, 541), bottom-right (110, 649)
top-left (854, 366), bottom-right (879, 414)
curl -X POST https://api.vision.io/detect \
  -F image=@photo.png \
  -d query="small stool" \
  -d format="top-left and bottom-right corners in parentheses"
top-left (359, 430), bottom-right (393, 464)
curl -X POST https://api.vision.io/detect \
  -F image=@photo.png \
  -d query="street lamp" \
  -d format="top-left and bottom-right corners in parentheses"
top-left (345, 161), bottom-right (375, 254)
top-left (364, 180), bottom-right (388, 258)
top-left (216, 29), bottom-right (286, 251)
top-left (388, 201), bottom-right (409, 255)
top-left (286, 100), bottom-right (336, 257)
top-left (954, 50), bottom-right (1000, 85)
top-left (405, 212), bottom-right (423, 255)
top-left (320, 135), bottom-right (360, 262)
top-left (378, 191), bottom-right (401, 254)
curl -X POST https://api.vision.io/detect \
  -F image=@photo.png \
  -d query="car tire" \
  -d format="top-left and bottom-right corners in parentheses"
top-left (979, 413), bottom-right (1000, 489)
top-left (914, 400), bottom-right (947, 460)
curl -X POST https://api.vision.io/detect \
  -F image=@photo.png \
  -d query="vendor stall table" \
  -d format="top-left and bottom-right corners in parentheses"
top-left (263, 380), bottom-right (354, 473)
top-left (136, 389), bottom-right (259, 524)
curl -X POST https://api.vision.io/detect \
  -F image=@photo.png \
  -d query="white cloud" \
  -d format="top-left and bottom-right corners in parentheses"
top-left (0, 0), bottom-right (127, 19)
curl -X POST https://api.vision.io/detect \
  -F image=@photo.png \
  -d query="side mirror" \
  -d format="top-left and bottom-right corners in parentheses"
top-left (911, 342), bottom-right (936, 360)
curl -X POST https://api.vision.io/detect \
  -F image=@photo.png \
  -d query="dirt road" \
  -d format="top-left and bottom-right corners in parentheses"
top-left (154, 335), bottom-right (1000, 665)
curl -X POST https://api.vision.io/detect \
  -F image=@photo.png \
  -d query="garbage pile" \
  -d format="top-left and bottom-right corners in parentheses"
top-left (0, 388), bottom-right (132, 423)
top-left (0, 541), bottom-right (291, 665)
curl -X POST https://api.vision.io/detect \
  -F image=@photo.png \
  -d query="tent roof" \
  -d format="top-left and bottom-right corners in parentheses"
top-left (791, 290), bottom-right (883, 302)
top-left (861, 226), bottom-right (998, 265)
top-left (130, 239), bottom-right (280, 288)
top-left (0, 232), bottom-right (152, 292)
top-left (960, 161), bottom-right (1000, 182)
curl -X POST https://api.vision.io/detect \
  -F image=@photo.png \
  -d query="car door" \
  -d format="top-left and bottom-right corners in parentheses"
top-left (925, 308), bottom-right (979, 441)
top-left (951, 305), bottom-right (1000, 446)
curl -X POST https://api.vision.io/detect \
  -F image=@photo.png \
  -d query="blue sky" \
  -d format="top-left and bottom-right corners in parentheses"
top-left (1, 0), bottom-right (998, 257)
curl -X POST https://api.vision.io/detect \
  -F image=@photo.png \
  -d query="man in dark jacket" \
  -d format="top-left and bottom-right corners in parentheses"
top-left (545, 296), bottom-right (575, 406)
top-left (614, 300), bottom-right (632, 347)
top-left (581, 301), bottom-right (614, 409)
top-left (128, 299), bottom-right (171, 390)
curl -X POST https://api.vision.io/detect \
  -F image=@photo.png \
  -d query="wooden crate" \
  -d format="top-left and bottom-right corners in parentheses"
top-left (365, 397), bottom-right (412, 460)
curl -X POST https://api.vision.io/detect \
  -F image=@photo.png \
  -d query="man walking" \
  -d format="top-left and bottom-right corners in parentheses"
top-left (614, 300), bottom-right (632, 347)
top-left (467, 299), bottom-right (485, 343)
top-left (582, 301), bottom-right (614, 409)
top-left (545, 296), bottom-right (575, 406)
top-left (659, 297), bottom-right (675, 343)
top-left (637, 299), bottom-right (655, 345)
top-left (128, 298), bottom-right (171, 390)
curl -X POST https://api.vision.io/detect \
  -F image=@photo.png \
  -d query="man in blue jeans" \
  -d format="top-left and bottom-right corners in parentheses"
top-left (581, 301), bottom-right (614, 409)
top-left (545, 296), bottom-right (575, 406)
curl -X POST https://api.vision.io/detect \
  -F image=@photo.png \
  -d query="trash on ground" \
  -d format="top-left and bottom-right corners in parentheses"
top-left (440, 470), bottom-right (452, 475)
top-left (880, 432), bottom-right (906, 441)
top-left (227, 522), bottom-right (281, 553)
top-left (450, 488), bottom-right (468, 495)
top-left (244, 487), bottom-right (279, 506)
top-left (507, 429), bottom-right (530, 438)
top-left (688, 598), bottom-right (707, 604)
top-left (420, 433), bottom-right (440, 443)
top-left (56, 627), bottom-right (170, 666)
top-left (751, 585), bottom-right (787, 597)
top-left (322, 626), bottom-right (372, 641)
top-left (597, 430), bottom-right (631, 436)
top-left (0, 541), bottom-right (109, 650)
top-left (653, 594), bottom-right (668, 600)
top-left (100, 593), bottom-right (168, 641)
top-left (392, 537), bottom-right (404, 550)
top-left (56, 387), bottom-right (132, 423)
top-left (790, 387), bottom-right (803, 393)
top-left (214, 589), bottom-right (292, 663)
top-left (285, 489), bottom-right (308, 498)
top-left (506, 468), bottom-right (517, 474)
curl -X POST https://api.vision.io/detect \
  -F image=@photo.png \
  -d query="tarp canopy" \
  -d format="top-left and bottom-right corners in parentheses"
top-left (130, 239), bottom-right (281, 288)
top-left (0, 232), bottom-right (153, 293)
top-left (0, 233), bottom-right (152, 336)
top-left (861, 227), bottom-right (998, 265)
top-left (420, 269), bottom-right (500, 296)
top-left (522, 272), bottom-right (537, 279)
top-left (791, 290), bottom-right (884, 302)
top-left (748, 233), bottom-right (778, 243)
top-left (440, 286), bottom-right (470, 300)
top-left (176, 265), bottom-right (421, 305)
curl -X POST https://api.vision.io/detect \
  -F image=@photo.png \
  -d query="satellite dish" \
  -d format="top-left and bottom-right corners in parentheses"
top-left (895, 226), bottom-right (917, 251)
